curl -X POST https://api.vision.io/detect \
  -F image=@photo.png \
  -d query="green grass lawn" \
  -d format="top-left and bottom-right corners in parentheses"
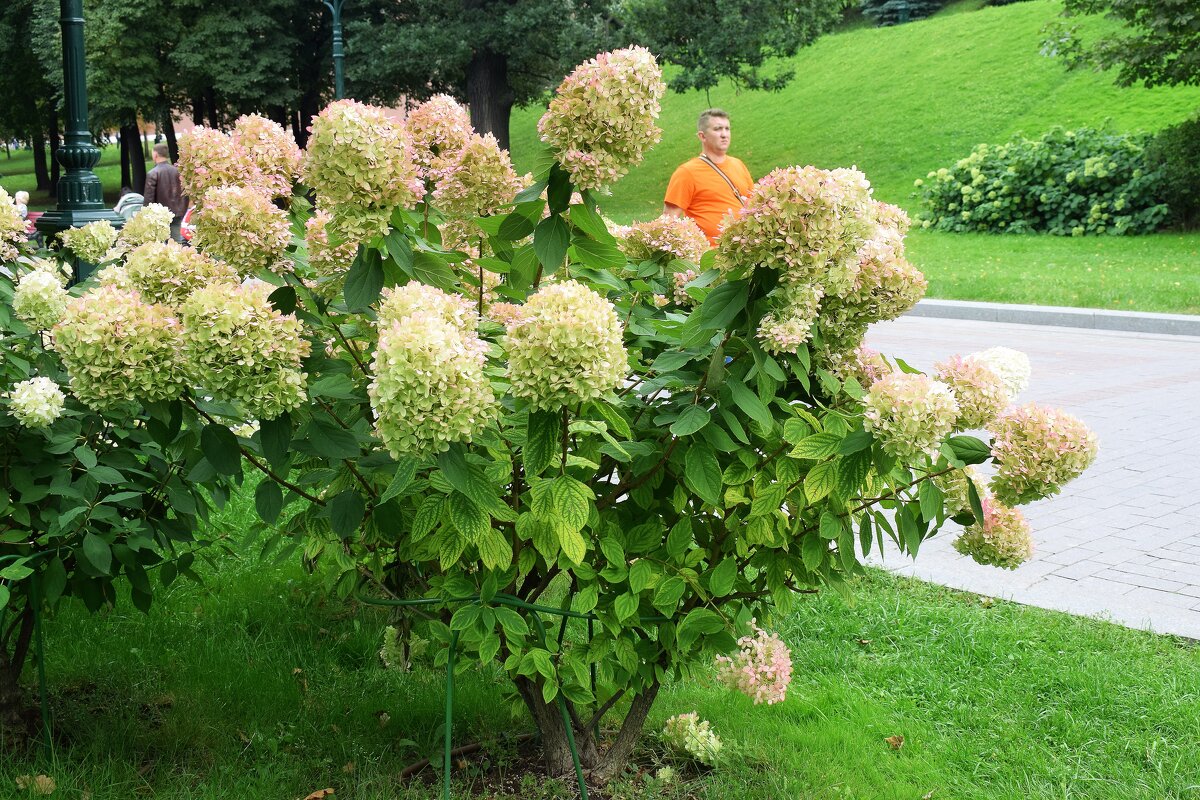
top-left (509, 0), bottom-right (1200, 315)
top-left (0, 146), bottom-right (131, 211)
top-left (2, 493), bottom-right (1196, 799)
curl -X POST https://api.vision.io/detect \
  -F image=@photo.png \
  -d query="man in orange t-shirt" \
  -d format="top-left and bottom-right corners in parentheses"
top-left (663, 109), bottom-right (754, 245)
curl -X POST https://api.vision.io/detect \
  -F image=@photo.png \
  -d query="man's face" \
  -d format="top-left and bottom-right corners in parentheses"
top-left (699, 117), bottom-right (731, 154)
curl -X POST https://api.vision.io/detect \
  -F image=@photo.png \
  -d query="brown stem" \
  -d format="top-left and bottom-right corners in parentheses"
top-left (593, 681), bottom-right (661, 781)
top-left (583, 688), bottom-right (626, 731)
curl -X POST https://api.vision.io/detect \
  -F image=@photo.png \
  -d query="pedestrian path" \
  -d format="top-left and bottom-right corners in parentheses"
top-left (864, 315), bottom-right (1200, 640)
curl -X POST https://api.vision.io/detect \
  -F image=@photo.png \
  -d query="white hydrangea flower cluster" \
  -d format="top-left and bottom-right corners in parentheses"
top-left (118, 241), bottom-right (239, 308)
top-left (0, 188), bottom-right (26, 262)
top-left (369, 305), bottom-right (496, 457)
top-left (862, 372), bottom-right (959, 461)
top-left (619, 214), bottom-right (709, 263)
top-left (13, 267), bottom-right (69, 330)
top-left (5, 377), bottom-right (66, 428)
top-left (378, 281), bottom-right (478, 335)
top-left (429, 133), bottom-right (526, 217)
top-left (181, 280), bottom-right (311, 420)
top-left (823, 345), bottom-right (891, 389)
top-left (115, 203), bottom-right (173, 251)
top-left (192, 185), bottom-right (292, 274)
top-left (933, 465), bottom-right (986, 516)
top-left (537, 47), bottom-right (666, 190)
top-left (987, 403), bottom-right (1098, 505)
top-left (59, 220), bottom-right (119, 263)
top-left (953, 497), bottom-right (1034, 569)
top-left (935, 354), bottom-right (1009, 430)
top-left (505, 280), bottom-right (627, 411)
top-left (301, 100), bottom-right (422, 240)
top-left (406, 94), bottom-right (473, 175)
top-left (230, 113), bottom-right (303, 199)
top-left (52, 286), bottom-right (187, 411)
top-left (965, 346), bottom-right (1030, 397)
top-left (304, 211), bottom-right (360, 300)
top-left (756, 284), bottom-right (824, 355)
top-left (661, 713), bottom-right (722, 765)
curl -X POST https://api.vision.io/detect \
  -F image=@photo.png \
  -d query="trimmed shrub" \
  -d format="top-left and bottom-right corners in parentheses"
top-left (915, 127), bottom-right (1168, 235)
top-left (860, 0), bottom-right (945, 27)
top-left (1144, 115), bottom-right (1200, 230)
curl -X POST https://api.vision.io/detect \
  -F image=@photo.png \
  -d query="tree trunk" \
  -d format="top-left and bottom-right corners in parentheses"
top-left (297, 88), bottom-right (322, 149)
top-left (48, 107), bottom-right (60, 198)
top-left (162, 112), bottom-right (178, 163)
top-left (123, 121), bottom-right (147, 194)
top-left (0, 606), bottom-right (37, 745)
top-left (32, 131), bottom-right (49, 192)
top-left (465, 49), bottom-right (514, 152)
top-left (119, 125), bottom-right (131, 191)
top-left (291, 109), bottom-right (303, 146)
top-left (205, 87), bottom-right (220, 129)
top-left (191, 92), bottom-right (206, 127)
top-left (592, 683), bottom-right (660, 783)
top-left (515, 677), bottom-right (595, 777)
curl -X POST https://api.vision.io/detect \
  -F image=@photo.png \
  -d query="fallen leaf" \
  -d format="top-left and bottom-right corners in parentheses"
top-left (301, 790), bottom-right (335, 800)
top-left (375, 711), bottom-right (391, 728)
top-left (342, 761), bottom-right (355, 774)
top-left (15, 774), bottom-right (56, 795)
top-left (921, 791), bottom-right (936, 799)
top-left (855, 638), bottom-right (872, 647)
top-left (884, 735), bottom-right (905, 751)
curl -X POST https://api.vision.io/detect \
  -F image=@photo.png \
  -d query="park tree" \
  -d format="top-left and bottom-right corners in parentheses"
top-left (1043, 0), bottom-right (1200, 89)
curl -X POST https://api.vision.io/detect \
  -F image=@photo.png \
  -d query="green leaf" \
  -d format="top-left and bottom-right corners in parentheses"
top-left (819, 511), bottom-right (844, 540)
top-left (42, 558), bottom-right (67, 604)
top-left (804, 461), bottom-right (837, 503)
top-left (498, 204), bottom-right (541, 240)
top-left (524, 410), bottom-right (561, 478)
top-left (707, 558), bottom-right (737, 597)
top-left (838, 429), bottom-right (874, 455)
top-left (684, 443), bottom-right (723, 506)
top-left (329, 490), bottom-right (366, 537)
top-left (572, 234), bottom-right (625, 270)
top-left (0, 585), bottom-right (8, 610)
top-left (568, 201), bottom-right (614, 242)
top-left (859, 514), bottom-right (874, 558)
top-left (670, 405), bottom-right (711, 436)
top-left (666, 518), bottom-right (693, 560)
top-left (268, 285), bottom-right (297, 314)
top-left (380, 458), bottom-right (420, 503)
top-left (782, 418), bottom-right (812, 445)
top-left (589, 402), bottom-right (631, 438)
top-left (476, 529), bottom-right (512, 570)
top-left (835, 450), bottom-right (872, 500)
top-left (494, 606), bottom-right (529, 637)
top-left (412, 251), bottom-right (460, 291)
top-left (255, 480), bottom-right (283, 525)
top-left (949, 435), bottom-right (991, 465)
top-left (549, 476), bottom-right (593, 532)
top-left (81, 532), bottom-right (112, 575)
top-left (259, 414), bottom-right (292, 470)
top-left (628, 560), bottom-right (654, 593)
top-left (790, 433), bottom-right (842, 460)
top-left (533, 215), bottom-right (570, 270)
top-left (306, 416), bottom-right (360, 459)
top-left (653, 576), bottom-right (686, 614)
top-left (73, 445), bottom-right (97, 469)
top-left (802, 534), bottom-right (827, 571)
top-left (201, 424), bottom-right (242, 476)
top-left (412, 495), bottom-right (445, 541)
top-left (968, 480), bottom-right (986, 526)
top-left (449, 492), bottom-right (491, 543)
top-left (559, 527), bottom-right (588, 564)
top-left (88, 465), bottom-right (124, 485)
top-left (615, 592), bottom-right (639, 622)
top-left (727, 379), bottom-right (773, 428)
top-left (698, 280), bottom-right (748, 330)
top-left (383, 229), bottom-right (414, 272)
top-left (919, 478), bottom-right (945, 522)
top-left (344, 248), bottom-right (385, 309)
top-left (899, 505), bottom-right (922, 556)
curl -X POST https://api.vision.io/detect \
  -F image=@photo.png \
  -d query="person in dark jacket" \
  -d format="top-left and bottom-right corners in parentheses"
top-left (143, 142), bottom-right (188, 242)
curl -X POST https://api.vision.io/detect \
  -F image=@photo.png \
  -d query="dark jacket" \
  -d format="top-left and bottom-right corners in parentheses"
top-left (143, 161), bottom-right (188, 219)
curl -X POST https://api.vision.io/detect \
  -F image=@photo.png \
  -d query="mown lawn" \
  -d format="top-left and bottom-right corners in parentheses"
top-left (0, 146), bottom-right (130, 211)
top-left (1, 493), bottom-right (1196, 799)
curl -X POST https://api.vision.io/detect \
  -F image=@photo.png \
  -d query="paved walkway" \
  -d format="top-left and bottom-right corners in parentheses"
top-left (864, 316), bottom-right (1200, 640)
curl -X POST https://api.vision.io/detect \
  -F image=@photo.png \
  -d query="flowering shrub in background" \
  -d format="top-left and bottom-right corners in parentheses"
top-left (0, 189), bottom-right (26, 262)
top-left (177, 126), bottom-right (261, 203)
top-left (619, 214), bottom-right (709, 264)
top-left (0, 51), bottom-right (1101, 781)
top-left (662, 713), bottom-right (723, 765)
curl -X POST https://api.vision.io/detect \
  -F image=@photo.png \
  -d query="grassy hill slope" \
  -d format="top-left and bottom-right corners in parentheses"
top-left (510, 0), bottom-right (1200, 222)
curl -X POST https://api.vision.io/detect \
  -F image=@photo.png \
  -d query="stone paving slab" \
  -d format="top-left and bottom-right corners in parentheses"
top-left (864, 316), bottom-right (1200, 640)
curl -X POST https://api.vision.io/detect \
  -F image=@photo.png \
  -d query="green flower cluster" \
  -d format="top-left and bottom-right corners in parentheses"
top-left (378, 281), bottom-right (477, 335)
top-left (619, 213), bottom-right (708, 264)
top-left (0, 189), bottom-right (25, 262)
top-left (953, 498), bottom-right (1034, 569)
top-left (192, 186), bottom-right (292, 274)
top-left (4, 376), bottom-right (65, 429)
top-left (231, 114), bottom-right (302, 199)
top-left (430, 133), bottom-right (526, 217)
top-left (988, 403), bottom-right (1098, 505)
top-left (13, 266), bottom-right (69, 330)
top-left (116, 203), bottom-right (173, 251)
top-left (119, 241), bottom-right (239, 308)
top-left (406, 94), bottom-right (473, 175)
top-left (59, 221), bottom-right (119, 263)
top-left (862, 372), bottom-right (959, 461)
top-left (181, 280), bottom-right (311, 420)
top-left (53, 285), bottom-right (186, 411)
top-left (178, 126), bottom-right (262, 204)
top-left (304, 211), bottom-right (359, 300)
top-left (505, 280), bottom-right (627, 411)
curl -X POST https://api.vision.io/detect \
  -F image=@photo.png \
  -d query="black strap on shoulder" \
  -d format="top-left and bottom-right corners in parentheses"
top-left (698, 155), bottom-right (746, 207)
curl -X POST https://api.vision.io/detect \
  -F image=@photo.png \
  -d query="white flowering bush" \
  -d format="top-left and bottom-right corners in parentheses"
top-left (0, 47), bottom-right (1100, 780)
top-left (115, 203), bottom-right (174, 251)
top-left (661, 713), bottom-right (722, 765)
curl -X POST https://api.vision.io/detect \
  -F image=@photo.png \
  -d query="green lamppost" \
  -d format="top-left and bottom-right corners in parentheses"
top-left (321, 0), bottom-right (348, 100)
top-left (36, 0), bottom-right (123, 281)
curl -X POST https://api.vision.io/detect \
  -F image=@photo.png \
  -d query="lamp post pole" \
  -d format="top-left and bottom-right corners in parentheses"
top-left (322, 0), bottom-right (347, 100)
top-left (36, 0), bottom-right (124, 274)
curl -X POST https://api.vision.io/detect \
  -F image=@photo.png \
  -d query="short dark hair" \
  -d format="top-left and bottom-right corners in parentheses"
top-left (698, 108), bottom-right (729, 131)
top-left (153, 142), bottom-right (170, 159)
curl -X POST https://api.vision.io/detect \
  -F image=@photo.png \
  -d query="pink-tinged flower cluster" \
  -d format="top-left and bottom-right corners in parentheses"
top-left (231, 114), bottom-right (302, 198)
top-left (954, 497), bottom-right (1034, 569)
top-left (965, 346), bottom-right (1030, 398)
top-left (505, 280), bottom-right (627, 410)
top-left (988, 403), bottom-right (1098, 505)
top-left (304, 211), bottom-right (359, 300)
top-left (717, 166), bottom-right (875, 295)
top-left (756, 284), bottom-right (824, 355)
top-left (5, 376), bottom-right (66, 428)
top-left (177, 127), bottom-right (261, 203)
top-left (13, 267), bottom-right (69, 330)
top-left (301, 100), bottom-right (422, 239)
top-left (119, 241), bottom-right (238, 308)
top-left (406, 94), bottom-right (473, 173)
top-left (823, 345), bottom-right (891, 389)
top-left (486, 301), bottom-right (529, 328)
top-left (843, 232), bottom-right (927, 322)
top-left (537, 47), bottom-right (666, 189)
top-left (714, 623), bottom-right (793, 705)
top-left (934, 465), bottom-right (986, 516)
top-left (59, 220), bottom-right (119, 263)
top-left (53, 286), bottom-right (186, 411)
top-left (672, 269), bottom-right (699, 306)
top-left (863, 372), bottom-right (959, 461)
top-left (378, 281), bottom-right (478, 337)
top-left (115, 203), bottom-right (174, 252)
top-left (0, 189), bottom-right (26, 262)
top-left (661, 713), bottom-right (722, 765)
top-left (369, 305), bottom-right (496, 457)
top-left (619, 214), bottom-right (709, 264)
top-left (192, 185), bottom-right (292, 274)
top-left (430, 133), bottom-right (525, 217)
top-left (181, 280), bottom-right (311, 420)
top-left (935, 354), bottom-right (1008, 430)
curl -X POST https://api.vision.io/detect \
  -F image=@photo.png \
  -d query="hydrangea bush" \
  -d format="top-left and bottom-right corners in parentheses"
top-left (0, 50), bottom-right (1099, 778)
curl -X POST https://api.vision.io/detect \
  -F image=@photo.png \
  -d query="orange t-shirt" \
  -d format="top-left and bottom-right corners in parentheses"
top-left (663, 156), bottom-right (754, 244)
